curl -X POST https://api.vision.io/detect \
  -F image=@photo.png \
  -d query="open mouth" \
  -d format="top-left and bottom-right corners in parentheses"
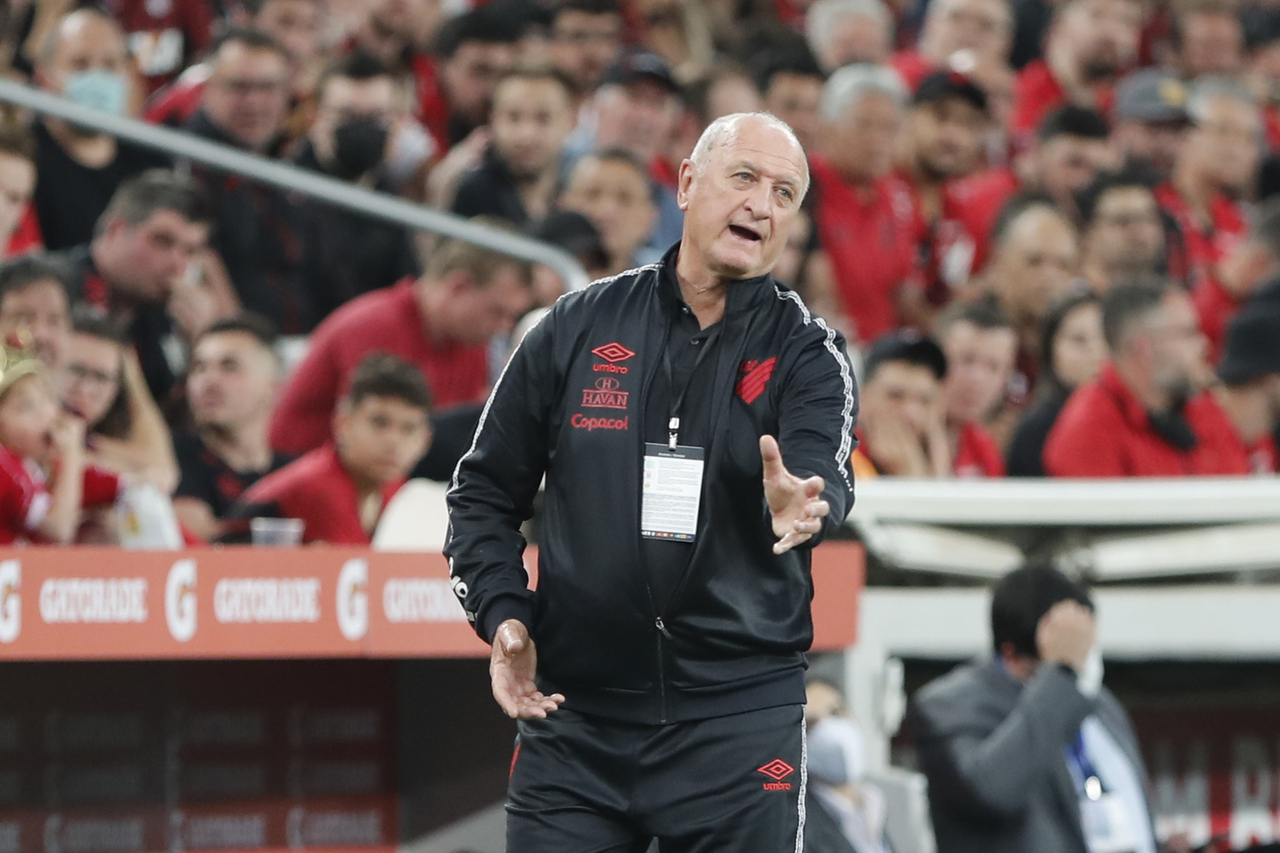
top-left (728, 224), bottom-right (762, 242)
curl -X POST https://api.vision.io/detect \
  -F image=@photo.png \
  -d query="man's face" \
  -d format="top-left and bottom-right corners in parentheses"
top-left (923, 0), bottom-right (1013, 62)
top-left (814, 13), bottom-right (890, 71)
top-left (942, 321), bottom-right (1017, 424)
top-left (334, 395), bottom-right (431, 486)
top-left (561, 157), bottom-right (657, 264)
top-left (60, 332), bottom-right (120, 426)
top-left (677, 118), bottom-right (808, 281)
top-left (203, 42), bottom-right (291, 152)
top-left (310, 74), bottom-right (398, 170)
top-left (440, 40), bottom-right (516, 127)
top-left (0, 153), bottom-right (35, 244)
top-left (1179, 11), bottom-right (1243, 78)
top-left (593, 81), bottom-right (682, 164)
top-left (187, 331), bottom-right (278, 432)
top-left (254, 0), bottom-right (322, 71)
top-left (1184, 95), bottom-right (1261, 195)
top-left (490, 77), bottom-right (575, 180)
top-left (106, 210), bottom-right (209, 303)
top-left (434, 265), bottom-right (533, 345)
top-left (550, 10), bottom-right (623, 92)
top-left (1145, 290), bottom-right (1208, 398)
top-left (1033, 134), bottom-right (1119, 211)
top-left (0, 281), bottom-right (69, 368)
top-left (910, 96), bottom-right (987, 180)
top-left (1113, 119), bottom-right (1185, 176)
top-left (1084, 186), bottom-right (1163, 279)
top-left (37, 12), bottom-right (130, 99)
top-left (764, 72), bottom-right (824, 152)
top-left (862, 361), bottom-right (941, 438)
top-left (1056, 0), bottom-right (1141, 82)
top-left (823, 92), bottom-right (903, 184)
top-left (993, 207), bottom-right (1080, 325)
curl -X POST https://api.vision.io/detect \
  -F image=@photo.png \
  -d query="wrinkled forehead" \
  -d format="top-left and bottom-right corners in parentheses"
top-left (712, 120), bottom-right (810, 186)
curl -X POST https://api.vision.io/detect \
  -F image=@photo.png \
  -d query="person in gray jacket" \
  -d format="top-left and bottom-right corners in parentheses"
top-left (909, 564), bottom-right (1161, 853)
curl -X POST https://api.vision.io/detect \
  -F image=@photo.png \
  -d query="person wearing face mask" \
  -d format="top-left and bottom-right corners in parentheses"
top-left (295, 50), bottom-right (420, 319)
top-left (32, 9), bottom-right (170, 252)
top-left (803, 680), bottom-right (890, 853)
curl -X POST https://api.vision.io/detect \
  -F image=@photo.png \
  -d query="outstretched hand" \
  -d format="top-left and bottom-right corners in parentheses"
top-left (760, 435), bottom-right (830, 555)
top-left (490, 619), bottom-right (565, 719)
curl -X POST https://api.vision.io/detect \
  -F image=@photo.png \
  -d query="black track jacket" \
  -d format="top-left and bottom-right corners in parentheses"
top-left (445, 246), bottom-right (859, 725)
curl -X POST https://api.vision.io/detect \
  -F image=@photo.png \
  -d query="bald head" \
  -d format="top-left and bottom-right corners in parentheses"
top-left (690, 113), bottom-right (809, 199)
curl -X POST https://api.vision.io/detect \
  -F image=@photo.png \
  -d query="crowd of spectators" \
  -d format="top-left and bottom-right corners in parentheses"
top-left (0, 0), bottom-right (1273, 544)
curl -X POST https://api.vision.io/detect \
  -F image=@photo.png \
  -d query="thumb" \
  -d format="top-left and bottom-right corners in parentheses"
top-left (801, 475), bottom-right (824, 499)
top-left (759, 434), bottom-right (785, 478)
top-left (498, 623), bottom-right (525, 656)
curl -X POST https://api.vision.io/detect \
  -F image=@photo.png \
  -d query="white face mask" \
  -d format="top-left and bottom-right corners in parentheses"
top-left (63, 70), bottom-right (129, 116)
top-left (806, 715), bottom-right (866, 786)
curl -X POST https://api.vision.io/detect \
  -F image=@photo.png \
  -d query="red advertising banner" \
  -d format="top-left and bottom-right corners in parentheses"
top-left (0, 543), bottom-right (864, 661)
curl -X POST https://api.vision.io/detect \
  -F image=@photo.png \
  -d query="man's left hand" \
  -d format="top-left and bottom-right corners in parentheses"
top-left (760, 435), bottom-right (830, 555)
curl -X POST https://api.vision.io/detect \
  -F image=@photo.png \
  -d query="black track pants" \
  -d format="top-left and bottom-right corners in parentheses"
top-left (506, 704), bottom-right (807, 853)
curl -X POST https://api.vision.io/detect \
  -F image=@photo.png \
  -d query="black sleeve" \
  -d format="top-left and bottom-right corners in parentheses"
top-left (1005, 399), bottom-right (1063, 478)
top-left (444, 309), bottom-right (560, 643)
top-left (774, 315), bottom-right (859, 545)
top-left (172, 432), bottom-right (212, 502)
top-left (450, 172), bottom-right (497, 219)
top-left (412, 403), bottom-right (484, 482)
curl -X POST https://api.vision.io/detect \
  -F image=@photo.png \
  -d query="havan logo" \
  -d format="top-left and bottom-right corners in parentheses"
top-left (582, 377), bottom-right (629, 410)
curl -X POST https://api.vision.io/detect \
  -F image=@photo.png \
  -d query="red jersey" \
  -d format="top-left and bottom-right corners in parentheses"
top-left (144, 66), bottom-right (208, 127)
top-left (6, 206), bottom-right (41, 256)
top-left (810, 155), bottom-right (917, 345)
top-left (0, 446), bottom-right (122, 544)
top-left (953, 421), bottom-right (1006, 477)
top-left (269, 277), bottom-right (490, 455)
top-left (103, 0), bottom-right (215, 94)
top-left (947, 167), bottom-right (1020, 277)
top-left (227, 445), bottom-right (403, 545)
top-left (411, 52), bottom-right (452, 155)
top-left (1192, 275), bottom-right (1242, 365)
top-left (890, 51), bottom-right (935, 93)
top-left (1154, 183), bottom-right (1248, 291)
top-left (897, 169), bottom-right (979, 305)
top-left (1010, 60), bottom-right (1115, 148)
top-left (1043, 364), bottom-right (1251, 477)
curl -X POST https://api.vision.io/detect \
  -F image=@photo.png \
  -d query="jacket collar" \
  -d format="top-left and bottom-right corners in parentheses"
top-left (657, 242), bottom-right (779, 318)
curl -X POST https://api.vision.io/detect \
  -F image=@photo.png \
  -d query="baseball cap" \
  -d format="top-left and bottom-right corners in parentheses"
top-left (1217, 304), bottom-right (1280, 383)
top-left (599, 51), bottom-right (680, 95)
top-left (912, 69), bottom-right (988, 114)
top-left (863, 330), bottom-right (948, 381)
top-left (1114, 68), bottom-right (1188, 123)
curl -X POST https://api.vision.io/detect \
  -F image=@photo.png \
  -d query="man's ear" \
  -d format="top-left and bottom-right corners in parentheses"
top-left (676, 159), bottom-right (695, 212)
top-left (443, 269), bottom-right (475, 295)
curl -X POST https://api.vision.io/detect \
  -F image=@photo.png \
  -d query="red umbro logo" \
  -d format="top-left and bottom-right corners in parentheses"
top-left (737, 357), bottom-right (777, 405)
top-left (592, 342), bottom-right (635, 375)
top-left (757, 759), bottom-right (795, 790)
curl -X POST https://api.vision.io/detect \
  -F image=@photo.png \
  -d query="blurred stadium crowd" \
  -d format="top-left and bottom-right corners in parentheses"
top-left (0, 0), bottom-right (1272, 544)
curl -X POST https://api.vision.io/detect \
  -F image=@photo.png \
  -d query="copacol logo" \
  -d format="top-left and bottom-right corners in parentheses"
top-left (337, 559), bottom-right (368, 642)
top-left (165, 559), bottom-right (197, 642)
top-left (0, 559), bottom-right (18, 644)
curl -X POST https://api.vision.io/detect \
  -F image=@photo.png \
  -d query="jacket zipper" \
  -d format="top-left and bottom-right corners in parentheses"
top-left (638, 310), bottom-right (671, 723)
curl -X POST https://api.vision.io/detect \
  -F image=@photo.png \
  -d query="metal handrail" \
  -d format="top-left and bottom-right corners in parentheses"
top-left (0, 79), bottom-right (592, 291)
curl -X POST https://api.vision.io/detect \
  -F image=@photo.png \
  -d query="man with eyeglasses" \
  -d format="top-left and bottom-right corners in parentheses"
top-left (185, 28), bottom-right (312, 335)
top-left (549, 0), bottom-right (625, 96)
top-left (1077, 168), bottom-right (1167, 294)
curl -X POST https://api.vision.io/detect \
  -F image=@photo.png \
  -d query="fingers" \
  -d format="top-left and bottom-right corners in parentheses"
top-left (493, 682), bottom-right (566, 719)
top-left (759, 435), bottom-right (785, 479)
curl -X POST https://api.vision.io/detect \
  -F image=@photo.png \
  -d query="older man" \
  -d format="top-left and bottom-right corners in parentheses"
top-left (447, 112), bottom-right (857, 851)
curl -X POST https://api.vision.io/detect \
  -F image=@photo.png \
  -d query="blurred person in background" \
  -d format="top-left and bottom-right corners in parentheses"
top-left (1007, 289), bottom-right (1106, 476)
top-left (1077, 168), bottom-right (1166, 293)
top-left (1044, 277), bottom-right (1248, 476)
top-left (808, 64), bottom-right (915, 347)
top-left (680, 62), bottom-right (764, 141)
top-left (805, 0), bottom-right (893, 73)
top-left (296, 50), bottom-right (421, 318)
top-left (426, 7), bottom-right (521, 152)
top-left (0, 124), bottom-right (39, 261)
top-left (851, 332), bottom-right (952, 478)
top-left (1009, 0), bottom-right (1143, 140)
top-left (978, 194), bottom-right (1080, 400)
top-left (803, 679), bottom-right (889, 853)
top-left (1194, 198), bottom-right (1280, 363)
top-left (173, 314), bottom-right (292, 541)
top-left (111, 0), bottom-right (216, 96)
top-left (227, 353), bottom-right (431, 545)
top-left (558, 148), bottom-right (660, 275)
top-left (938, 299), bottom-right (1015, 476)
top-left (548, 0), bottom-right (624, 97)
top-left (1168, 0), bottom-right (1243, 81)
top-left (269, 230), bottom-right (533, 456)
top-left (1212, 304), bottom-right (1280, 475)
top-left (452, 65), bottom-right (577, 226)
top-left (910, 563), bottom-right (1159, 853)
top-left (891, 0), bottom-right (1015, 91)
top-left (753, 50), bottom-right (826, 153)
top-left (0, 255), bottom-right (69, 371)
top-left (59, 305), bottom-right (178, 493)
top-left (1156, 77), bottom-right (1260, 292)
top-left (33, 8), bottom-right (170, 251)
top-left (1111, 68), bottom-right (1188, 178)
top-left (185, 29), bottom-right (310, 335)
top-left (54, 170), bottom-right (223, 405)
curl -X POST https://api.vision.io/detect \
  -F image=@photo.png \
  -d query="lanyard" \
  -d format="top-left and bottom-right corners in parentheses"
top-left (1067, 731), bottom-right (1105, 801)
top-left (662, 322), bottom-right (720, 450)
